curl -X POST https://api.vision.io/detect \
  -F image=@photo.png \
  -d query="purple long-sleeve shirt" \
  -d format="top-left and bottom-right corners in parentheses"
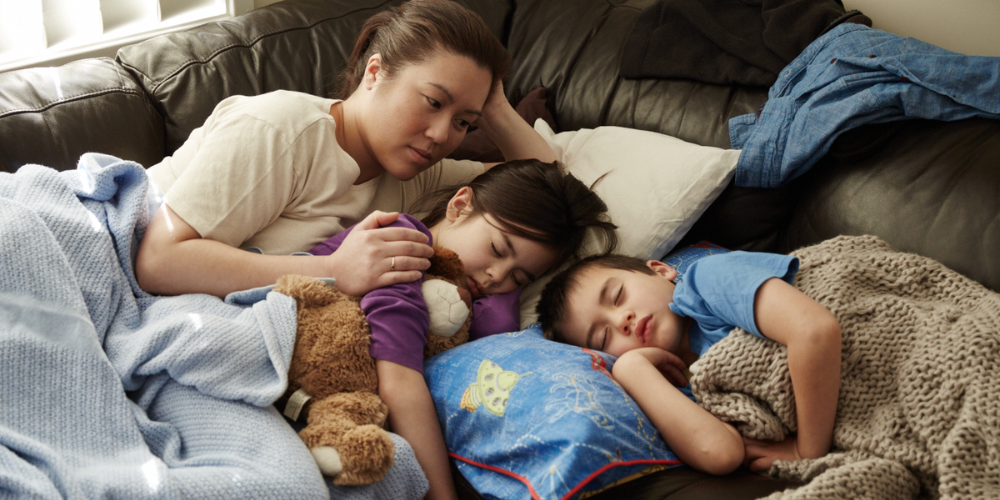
top-left (308, 214), bottom-right (520, 372)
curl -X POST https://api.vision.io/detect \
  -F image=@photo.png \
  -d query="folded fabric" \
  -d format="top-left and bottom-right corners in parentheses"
top-left (730, 23), bottom-right (1000, 188)
top-left (620, 0), bottom-right (869, 86)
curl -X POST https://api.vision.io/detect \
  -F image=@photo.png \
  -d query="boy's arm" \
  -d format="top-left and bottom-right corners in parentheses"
top-left (748, 278), bottom-right (841, 471)
top-left (613, 348), bottom-right (744, 475)
top-left (377, 360), bottom-right (457, 500)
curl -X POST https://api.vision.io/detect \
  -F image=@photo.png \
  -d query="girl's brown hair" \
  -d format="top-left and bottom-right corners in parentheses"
top-left (337, 0), bottom-right (510, 99)
top-left (413, 159), bottom-right (619, 266)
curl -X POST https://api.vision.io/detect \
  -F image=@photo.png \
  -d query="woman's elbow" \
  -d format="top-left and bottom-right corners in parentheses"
top-left (134, 244), bottom-right (162, 293)
top-left (135, 237), bottom-right (177, 295)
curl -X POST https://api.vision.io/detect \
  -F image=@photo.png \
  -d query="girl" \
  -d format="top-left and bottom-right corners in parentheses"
top-left (308, 159), bottom-right (618, 500)
top-left (135, 0), bottom-right (555, 300)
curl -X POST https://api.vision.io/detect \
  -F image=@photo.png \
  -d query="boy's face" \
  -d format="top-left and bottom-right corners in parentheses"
top-left (558, 261), bottom-right (686, 359)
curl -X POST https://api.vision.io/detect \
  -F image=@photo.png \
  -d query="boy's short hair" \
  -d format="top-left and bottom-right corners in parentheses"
top-left (537, 254), bottom-right (657, 342)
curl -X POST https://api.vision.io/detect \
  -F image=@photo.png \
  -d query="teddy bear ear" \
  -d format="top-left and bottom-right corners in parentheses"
top-left (429, 246), bottom-right (464, 280)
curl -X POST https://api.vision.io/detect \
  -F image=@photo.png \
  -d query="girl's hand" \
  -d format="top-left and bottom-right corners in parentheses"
top-left (324, 211), bottom-right (433, 296)
top-left (620, 347), bottom-right (689, 388)
top-left (742, 436), bottom-right (803, 472)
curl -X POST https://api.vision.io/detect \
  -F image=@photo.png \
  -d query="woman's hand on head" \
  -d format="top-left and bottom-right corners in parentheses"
top-left (479, 80), bottom-right (511, 125)
top-left (473, 80), bottom-right (557, 165)
top-left (324, 211), bottom-right (434, 296)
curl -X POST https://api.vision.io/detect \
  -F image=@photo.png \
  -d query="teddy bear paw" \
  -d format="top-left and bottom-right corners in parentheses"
top-left (311, 446), bottom-right (343, 476)
top-left (422, 279), bottom-right (471, 338)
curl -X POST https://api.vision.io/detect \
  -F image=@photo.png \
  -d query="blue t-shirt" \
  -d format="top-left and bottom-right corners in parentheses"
top-left (668, 251), bottom-right (799, 399)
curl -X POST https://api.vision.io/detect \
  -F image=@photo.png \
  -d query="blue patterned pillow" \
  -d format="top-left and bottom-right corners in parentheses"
top-left (424, 324), bottom-right (681, 500)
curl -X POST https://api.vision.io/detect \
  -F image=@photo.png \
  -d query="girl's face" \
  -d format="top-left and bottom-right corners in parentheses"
top-left (431, 188), bottom-right (559, 299)
top-left (360, 49), bottom-right (492, 181)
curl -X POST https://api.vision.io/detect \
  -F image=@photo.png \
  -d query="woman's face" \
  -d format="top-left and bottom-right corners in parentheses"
top-left (361, 50), bottom-right (492, 181)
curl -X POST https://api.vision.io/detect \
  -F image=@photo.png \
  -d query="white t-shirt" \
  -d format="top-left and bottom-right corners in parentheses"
top-left (147, 90), bottom-right (484, 255)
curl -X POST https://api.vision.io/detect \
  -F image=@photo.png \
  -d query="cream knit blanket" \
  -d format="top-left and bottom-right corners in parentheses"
top-left (689, 235), bottom-right (1000, 500)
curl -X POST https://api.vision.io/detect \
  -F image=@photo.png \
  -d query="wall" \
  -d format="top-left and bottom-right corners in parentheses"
top-left (843, 0), bottom-right (1000, 57)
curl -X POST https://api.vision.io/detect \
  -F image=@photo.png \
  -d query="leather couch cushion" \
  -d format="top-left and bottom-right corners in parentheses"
top-left (0, 58), bottom-right (164, 173)
top-left (504, 0), bottom-right (768, 149)
top-left (783, 118), bottom-right (1000, 292)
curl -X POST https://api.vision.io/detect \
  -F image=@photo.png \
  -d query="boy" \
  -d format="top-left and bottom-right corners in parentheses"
top-left (536, 253), bottom-right (841, 475)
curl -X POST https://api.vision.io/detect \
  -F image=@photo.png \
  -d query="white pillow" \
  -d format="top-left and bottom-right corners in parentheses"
top-left (519, 120), bottom-right (739, 327)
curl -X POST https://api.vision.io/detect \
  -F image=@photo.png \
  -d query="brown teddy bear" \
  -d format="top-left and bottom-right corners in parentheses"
top-left (272, 246), bottom-right (472, 486)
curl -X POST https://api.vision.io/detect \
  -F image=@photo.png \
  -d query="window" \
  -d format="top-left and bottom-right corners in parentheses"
top-left (0, 0), bottom-right (253, 73)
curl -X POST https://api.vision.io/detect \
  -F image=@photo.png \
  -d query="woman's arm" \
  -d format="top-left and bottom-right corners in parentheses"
top-left (746, 278), bottom-right (841, 471)
top-left (613, 347), bottom-right (744, 475)
top-left (475, 81), bottom-right (557, 168)
top-left (376, 361), bottom-right (457, 500)
top-left (135, 205), bottom-right (434, 297)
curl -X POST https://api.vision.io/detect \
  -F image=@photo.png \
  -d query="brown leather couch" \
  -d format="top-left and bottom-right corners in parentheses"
top-left (2, 0), bottom-right (998, 498)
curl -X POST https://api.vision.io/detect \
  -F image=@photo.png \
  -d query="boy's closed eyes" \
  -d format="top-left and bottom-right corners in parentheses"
top-left (557, 260), bottom-right (690, 359)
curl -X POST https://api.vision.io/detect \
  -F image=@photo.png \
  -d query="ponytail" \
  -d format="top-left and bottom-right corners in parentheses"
top-left (336, 0), bottom-right (510, 99)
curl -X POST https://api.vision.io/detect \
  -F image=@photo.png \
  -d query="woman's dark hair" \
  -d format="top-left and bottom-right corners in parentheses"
top-left (336, 0), bottom-right (510, 99)
top-left (413, 159), bottom-right (619, 266)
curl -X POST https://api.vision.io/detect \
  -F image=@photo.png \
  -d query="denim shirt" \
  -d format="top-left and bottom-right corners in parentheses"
top-left (730, 23), bottom-right (1000, 188)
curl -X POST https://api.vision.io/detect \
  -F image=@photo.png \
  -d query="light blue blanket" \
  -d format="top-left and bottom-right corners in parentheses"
top-left (0, 154), bottom-right (427, 499)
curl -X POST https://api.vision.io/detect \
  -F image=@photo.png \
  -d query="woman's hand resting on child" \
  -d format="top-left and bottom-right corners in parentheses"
top-left (324, 211), bottom-right (433, 296)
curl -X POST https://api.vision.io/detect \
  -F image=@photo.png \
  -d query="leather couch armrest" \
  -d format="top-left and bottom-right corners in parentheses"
top-left (0, 57), bottom-right (164, 173)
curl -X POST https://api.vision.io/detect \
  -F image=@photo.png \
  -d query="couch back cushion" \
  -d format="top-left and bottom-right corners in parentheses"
top-left (116, 0), bottom-right (512, 156)
top-left (782, 118), bottom-right (1000, 293)
top-left (503, 0), bottom-right (768, 149)
top-left (0, 58), bottom-right (164, 173)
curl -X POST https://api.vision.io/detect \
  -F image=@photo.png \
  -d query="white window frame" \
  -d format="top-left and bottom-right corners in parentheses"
top-left (0, 0), bottom-right (253, 73)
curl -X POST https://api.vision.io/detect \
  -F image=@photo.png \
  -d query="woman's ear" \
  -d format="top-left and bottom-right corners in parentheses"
top-left (445, 186), bottom-right (474, 222)
top-left (363, 54), bottom-right (383, 90)
top-left (647, 260), bottom-right (678, 282)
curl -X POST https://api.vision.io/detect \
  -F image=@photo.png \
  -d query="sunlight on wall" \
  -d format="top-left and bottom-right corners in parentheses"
top-left (844, 0), bottom-right (1000, 57)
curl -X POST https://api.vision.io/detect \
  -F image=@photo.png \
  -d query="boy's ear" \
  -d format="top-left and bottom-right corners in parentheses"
top-left (363, 53), bottom-right (383, 90)
top-left (646, 260), bottom-right (678, 281)
top-left (445, 187), bottom-right (474, 222)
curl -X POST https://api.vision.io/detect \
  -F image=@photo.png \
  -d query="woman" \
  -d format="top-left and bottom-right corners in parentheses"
top-left (135, 0), bottom-right (556, 301)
